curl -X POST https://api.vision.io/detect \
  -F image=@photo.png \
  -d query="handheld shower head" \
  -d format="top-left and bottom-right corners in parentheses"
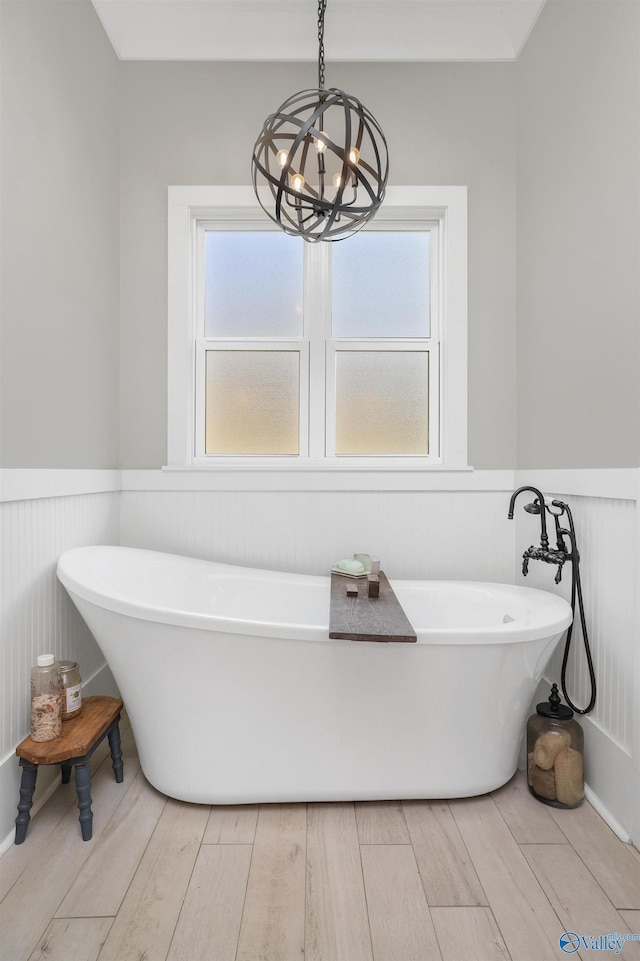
top-left (524, 501), bottom-right (542, 515)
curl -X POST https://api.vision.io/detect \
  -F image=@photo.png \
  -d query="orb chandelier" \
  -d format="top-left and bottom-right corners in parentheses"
top-left (251, 0), bottom-right (389, 243)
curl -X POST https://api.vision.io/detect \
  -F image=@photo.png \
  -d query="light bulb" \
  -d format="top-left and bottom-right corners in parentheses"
top-left (315, 132), bottom-right (328, 153)
top-left (276, 148), bottom-right (289, 168)
top-left (348, 146), bottom-right (360, 165)
top-left (332, 172), bottom-right (342, 189)
top-left (290, 172), bottom-right (305, 191)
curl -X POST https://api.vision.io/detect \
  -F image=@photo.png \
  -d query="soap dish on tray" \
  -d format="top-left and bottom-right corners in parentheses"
top-left (331, 565), bottom-right (368, 579)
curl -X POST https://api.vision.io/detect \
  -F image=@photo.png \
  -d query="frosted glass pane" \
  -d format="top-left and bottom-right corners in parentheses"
top-left (205, 232), bottom-right (303, 338)
top-left (335, 352), bottom-right (429, 455)
top-left (332, 232), bottom-right (430, 338)
top-left (205, 351), bottom-right (299, 454)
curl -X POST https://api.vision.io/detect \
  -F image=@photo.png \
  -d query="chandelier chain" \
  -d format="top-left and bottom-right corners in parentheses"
top-left (317, 0), bottom-right (326, 90)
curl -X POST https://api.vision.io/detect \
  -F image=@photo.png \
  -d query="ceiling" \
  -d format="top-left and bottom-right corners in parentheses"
top-left (91, 0), bottom-right (547, 62)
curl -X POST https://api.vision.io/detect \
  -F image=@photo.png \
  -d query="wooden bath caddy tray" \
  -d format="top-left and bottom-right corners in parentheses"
top-left (329, 571), bottom-right (417, 643)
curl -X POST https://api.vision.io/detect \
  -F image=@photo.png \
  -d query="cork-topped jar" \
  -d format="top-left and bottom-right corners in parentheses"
top-left (527, 683), bottom-right (584, 808)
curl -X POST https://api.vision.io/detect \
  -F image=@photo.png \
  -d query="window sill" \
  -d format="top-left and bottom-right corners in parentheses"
top-left (170, 459), bottom-right (468, 472)
top-left (118, 465), bottom-right (517, 494)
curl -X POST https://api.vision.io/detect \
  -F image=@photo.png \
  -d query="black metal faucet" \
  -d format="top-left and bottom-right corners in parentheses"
top-left (509, 488), bottom-right (594, 714)
top-left (508, 486), bottom-right (573, 584)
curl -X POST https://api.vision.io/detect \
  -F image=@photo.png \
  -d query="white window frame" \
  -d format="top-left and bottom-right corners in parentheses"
top-left (167, 185), bottom-right (468, 475)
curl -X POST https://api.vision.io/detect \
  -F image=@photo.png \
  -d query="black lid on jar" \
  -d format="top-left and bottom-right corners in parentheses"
top-left (536, 683), bottom-right (573, 719)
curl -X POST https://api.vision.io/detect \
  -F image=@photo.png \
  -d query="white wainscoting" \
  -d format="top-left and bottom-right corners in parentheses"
top-left (514, 487), bottom-right (637, 840)
top-left (0, 491), bottom-right (120, 846)
top-left (120, 488), bottom-right (516, 582)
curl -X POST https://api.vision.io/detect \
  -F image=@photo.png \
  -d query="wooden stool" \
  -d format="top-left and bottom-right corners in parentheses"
top-left (15, 695), bottom-right (124, 843)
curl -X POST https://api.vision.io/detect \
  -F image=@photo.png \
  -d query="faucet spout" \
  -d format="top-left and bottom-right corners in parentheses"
top-left (507, 485), bottom-right (549, 549)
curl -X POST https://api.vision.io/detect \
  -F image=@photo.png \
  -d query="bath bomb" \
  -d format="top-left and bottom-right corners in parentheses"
top-left (338, 559), bottom-right (365, 574)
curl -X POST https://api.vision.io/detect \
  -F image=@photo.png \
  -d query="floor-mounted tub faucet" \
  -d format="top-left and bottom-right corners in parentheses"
top-left (508, 488), bottom-right (595, 714)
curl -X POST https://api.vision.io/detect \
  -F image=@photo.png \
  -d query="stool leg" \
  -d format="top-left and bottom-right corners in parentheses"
top-left (15, 761), bottom-right (38, 844)
top-left (74, 763), bottom-right (93, 841)
top-left (108, 720), bottom-right (124, 783)
top-left (61, 761), bottom-right (72, 784)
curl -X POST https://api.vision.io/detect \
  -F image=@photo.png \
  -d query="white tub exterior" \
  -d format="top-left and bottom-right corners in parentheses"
top-left (57, 546), bottom-right (572, 804)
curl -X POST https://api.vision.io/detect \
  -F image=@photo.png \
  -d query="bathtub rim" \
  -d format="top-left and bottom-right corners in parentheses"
top-left (57, 545), bottom-right (573, 646)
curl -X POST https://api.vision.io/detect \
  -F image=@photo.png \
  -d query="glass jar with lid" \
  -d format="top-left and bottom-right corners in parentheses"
top-left (58, 660), bottom-right (83, 720)
top-left (527, 683), bottom-right (584, 808)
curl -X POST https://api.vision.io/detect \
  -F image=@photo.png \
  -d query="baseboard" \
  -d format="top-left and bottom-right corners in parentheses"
top-left (584, 783), bottom-right (633, 845)
top-left (581, 716), bottom-right (635, 844)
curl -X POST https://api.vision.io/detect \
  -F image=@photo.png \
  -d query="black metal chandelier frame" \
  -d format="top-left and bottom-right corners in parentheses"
top-left (251, 0), bottom-right (389, 242)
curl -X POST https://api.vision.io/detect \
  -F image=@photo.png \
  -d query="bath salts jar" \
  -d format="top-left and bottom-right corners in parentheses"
top-left (30, 654), bottom-right (62, 742)
top-left (59, 660), bottom-right (82, 720)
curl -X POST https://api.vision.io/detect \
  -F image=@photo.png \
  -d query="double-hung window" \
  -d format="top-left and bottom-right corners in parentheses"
top-left (168, 186), bottom-right (467, 471)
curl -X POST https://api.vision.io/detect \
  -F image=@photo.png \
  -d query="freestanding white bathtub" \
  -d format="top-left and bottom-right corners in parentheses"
top-left (57, 546), bottom-right (572, 805)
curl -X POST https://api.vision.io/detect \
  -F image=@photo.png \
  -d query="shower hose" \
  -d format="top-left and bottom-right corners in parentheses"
top-left (550, 499), bottom-right (597, 715)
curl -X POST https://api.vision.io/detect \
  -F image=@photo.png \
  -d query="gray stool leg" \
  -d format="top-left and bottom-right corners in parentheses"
top-left (74, 762), bottom-right (93, 841)
top-left (15, 761), bottom-right (38, 844)
top-left (61, 761), bottom-right (73, 784)
top-left (108, 720), bottom-right (124, 783)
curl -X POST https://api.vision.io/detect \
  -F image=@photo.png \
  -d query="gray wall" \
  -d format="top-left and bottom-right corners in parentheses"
top-left (3, 1), bottom-right (637, 472)
top-left (516, 0), bottom-right (640, 468)
top-left (119, 61), bottom-right (517, 468)
top-left (0, 0), bottom-right (120, 468)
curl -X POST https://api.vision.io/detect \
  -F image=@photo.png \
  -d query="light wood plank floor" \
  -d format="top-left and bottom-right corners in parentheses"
top-left (2, 717), bottom-right (640, 961)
